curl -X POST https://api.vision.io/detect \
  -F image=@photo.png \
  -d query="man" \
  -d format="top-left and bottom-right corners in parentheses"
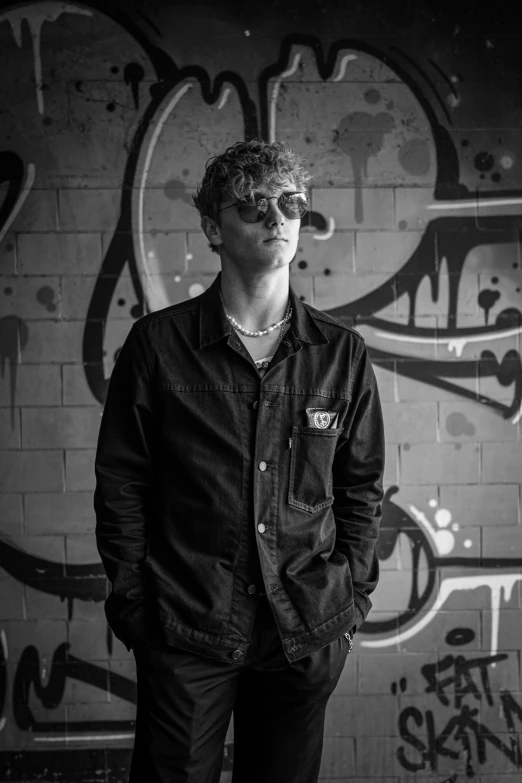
top-left (95, 139), bottom-right (384, 783)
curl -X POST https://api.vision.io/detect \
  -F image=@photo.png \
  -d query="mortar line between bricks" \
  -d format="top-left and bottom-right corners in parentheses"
top-left (55, 189), bottom-right (60, 232)
top-left (21, 491), bottom-right (26, 537)
top-left (18, 406), bottom-right (24, 452)
top-left (13, 232), bottom-right (18, 274)
top-left (183, 232), bottom-right (189, 275)
top-left (58, 274), bottom-right (63, 320)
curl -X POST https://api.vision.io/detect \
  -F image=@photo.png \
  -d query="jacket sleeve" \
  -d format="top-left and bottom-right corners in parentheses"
top-left (332, 338), bottom-right (385, 632)
top-left (94, 322), bottom-right (159, 650)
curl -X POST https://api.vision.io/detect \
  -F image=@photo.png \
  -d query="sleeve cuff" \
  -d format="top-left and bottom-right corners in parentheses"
top-left (353, 588), bottom-right (372, 633)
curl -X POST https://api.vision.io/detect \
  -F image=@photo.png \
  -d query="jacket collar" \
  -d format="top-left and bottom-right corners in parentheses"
top-left (198, 272), bottom-right (328, 349)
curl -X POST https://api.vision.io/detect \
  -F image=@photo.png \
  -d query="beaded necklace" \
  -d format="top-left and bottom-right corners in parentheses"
top-left (224, 301), bottom-right (292, 337)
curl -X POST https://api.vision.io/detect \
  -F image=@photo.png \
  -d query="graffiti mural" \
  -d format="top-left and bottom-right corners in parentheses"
top-left (1, 0), bottom-right (522, 779)
top-left (397, 643), bottom-right (522, 776)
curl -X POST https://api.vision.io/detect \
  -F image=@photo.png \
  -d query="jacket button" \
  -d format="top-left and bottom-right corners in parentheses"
top-left (257, 523), bottom-right (266, 534)
top-left (232, 649), bottom-right (243, 660)
top-left (247, 584), bottom-right (257, 595)
top-left (253, 400), bottom-right (259, 410)
top-left (259, 461), bottom-right (267, 471)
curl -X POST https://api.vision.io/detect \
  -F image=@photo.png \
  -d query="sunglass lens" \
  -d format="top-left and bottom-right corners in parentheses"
top-left (236, 205), bottom-right (264, 223)
top-left (236, 194), bottom-right (307, 223)
top-left (281, 195), bottom-right (307, 218)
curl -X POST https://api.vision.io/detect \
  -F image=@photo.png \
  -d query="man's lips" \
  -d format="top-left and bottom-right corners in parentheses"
top-left (264, 237), bottom-right (287, 242)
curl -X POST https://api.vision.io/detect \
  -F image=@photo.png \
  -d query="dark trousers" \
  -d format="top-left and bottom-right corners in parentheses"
top-left (129, 597), bottom-right (350, 783)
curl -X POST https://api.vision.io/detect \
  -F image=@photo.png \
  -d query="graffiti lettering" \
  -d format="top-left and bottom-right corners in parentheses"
top-left (421, 652), bottom-right (507, 709)
top-left (13, 643), bottom-right (136, 733)
top-left (398, 654), bottom-right (522, 776)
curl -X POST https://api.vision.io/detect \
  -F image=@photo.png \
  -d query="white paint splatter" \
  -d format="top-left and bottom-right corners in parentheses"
top-left (0, 162), bottom-right (35, 244)
top-left (34, 733), bottom-right (135, 742)
top-left (138, 82), bottom-right (193, 311)
top-left (511, 401), bottom-right (522, 425)
top-left (409, 504), bottom-right (455, 555)
top-left (313, 217), bottom-right (335, 241)
top-left (269, 53), bottom-right (301, 143)
top-left (0, 2), bottom-right (92, 114)
top-left (174, 275), bottom-right (181, 283)
top-left (217, 88), bottom-right (231, 110)
top-left (331, 53), bottom-right (358, 82)
top-left (434, 508), bottom-right (452, 528)
top-left (362, 573), bottom-right (522, 661)
top-left (427, 196), bottom-right (522, 211)
top-left (447, 94), bottom-right (461, 109)
top-left (428, 498), bottom-right (438, 508)
top-left (464, 539), bottom-right (472, 548)
top-left (435, 530), bottom-right (454, 555)
top-left (500, 154), bottom-right (515, 170)
top-left (189, 283), bottom-right (205, 298)
top-left (373, 324), bottom-right (522, 363)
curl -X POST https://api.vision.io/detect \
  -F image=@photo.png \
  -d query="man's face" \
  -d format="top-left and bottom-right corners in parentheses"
top-left (205, 179), bottom-right (303, 272)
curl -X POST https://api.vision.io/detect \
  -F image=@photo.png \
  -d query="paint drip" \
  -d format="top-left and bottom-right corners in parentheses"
top-left (336, 111), bottom-right (395, 223)
top-left (124, 62), bottom-right (145, 110)
top-left (478, 289), bottom-right (501, 324)
top-left (0, 2), bottom-right (92, 114)
top-left (0, 315), bottom-right (29, 427)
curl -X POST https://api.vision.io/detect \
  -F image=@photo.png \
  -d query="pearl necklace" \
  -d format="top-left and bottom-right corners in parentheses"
top-left (225, 302), bottom-right (292, 337)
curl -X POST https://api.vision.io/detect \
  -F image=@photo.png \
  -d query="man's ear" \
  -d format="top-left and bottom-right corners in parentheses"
top-left (201, 216), bottom-right (223, 250)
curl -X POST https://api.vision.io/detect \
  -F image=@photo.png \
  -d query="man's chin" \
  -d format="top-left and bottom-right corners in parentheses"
top-left (262, 245), bottom-right (296, 266)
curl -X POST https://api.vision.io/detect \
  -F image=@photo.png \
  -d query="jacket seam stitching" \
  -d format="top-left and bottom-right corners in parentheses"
top-left (135, 305), bottom-right (198, 333)
top-left (286, 602), bottom-right (356, 644)
top-left (159, 612), bottom-right (240, 645)
top-left (348, 337), bottom-right (365, 399)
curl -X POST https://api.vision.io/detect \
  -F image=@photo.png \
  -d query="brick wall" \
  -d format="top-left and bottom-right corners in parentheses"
top-left (1, 0), bottom-right (521, 780)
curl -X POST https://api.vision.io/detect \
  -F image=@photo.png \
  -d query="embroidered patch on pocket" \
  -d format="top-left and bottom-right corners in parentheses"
top-left (305, 408), bottom-right (339, 429)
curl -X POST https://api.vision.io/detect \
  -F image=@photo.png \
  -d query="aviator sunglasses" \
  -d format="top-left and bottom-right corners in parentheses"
top-left (217, 192), bottom-right (308, 223)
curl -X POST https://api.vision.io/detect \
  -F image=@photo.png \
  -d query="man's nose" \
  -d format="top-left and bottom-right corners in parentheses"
top-left (265, 198), bottom-right (285, 225)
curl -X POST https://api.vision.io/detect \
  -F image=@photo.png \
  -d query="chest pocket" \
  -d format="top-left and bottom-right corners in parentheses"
top-left (288, 426), bottom-right (343, 513)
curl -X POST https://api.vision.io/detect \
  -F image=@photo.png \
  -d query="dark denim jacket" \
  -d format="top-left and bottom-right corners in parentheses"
top-left (94, 273), bottom-right (384, 664)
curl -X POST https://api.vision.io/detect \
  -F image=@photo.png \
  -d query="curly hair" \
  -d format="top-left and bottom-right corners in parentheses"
top-left (193, 139), bottom-right (311, 252)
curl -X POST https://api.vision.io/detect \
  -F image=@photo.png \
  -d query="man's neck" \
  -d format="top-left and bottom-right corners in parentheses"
top-left (219, 265), bottom-right (290, 333)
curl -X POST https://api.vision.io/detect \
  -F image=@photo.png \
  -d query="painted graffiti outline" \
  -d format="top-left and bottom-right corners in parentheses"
top-left (1, 0), bottom-right (522, 765)
top-left (362, 487), bottom-right (522, 655)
